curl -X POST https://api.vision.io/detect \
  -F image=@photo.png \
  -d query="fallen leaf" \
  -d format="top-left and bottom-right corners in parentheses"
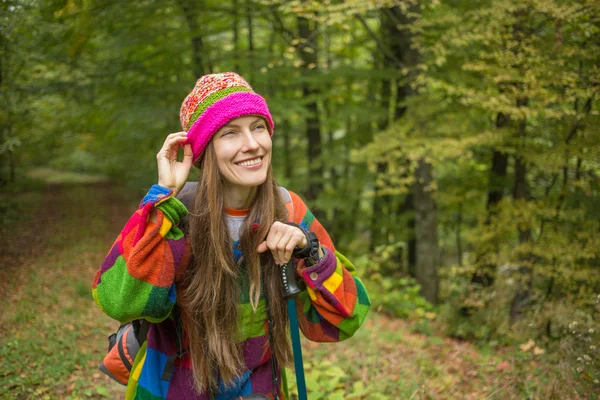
top-left (497, 361), bottom-right (512, 372)
top-left (533, 346), bottom-right (545, 355)
top-left (519, 339), bottom-right (535, 352)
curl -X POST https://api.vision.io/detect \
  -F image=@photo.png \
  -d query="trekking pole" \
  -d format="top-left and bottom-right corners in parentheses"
top-left (280, 260), bottom-right (308, 400)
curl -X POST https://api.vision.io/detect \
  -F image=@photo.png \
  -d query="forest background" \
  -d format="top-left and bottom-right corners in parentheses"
top-left (1, 0), bottom-right (599, 399)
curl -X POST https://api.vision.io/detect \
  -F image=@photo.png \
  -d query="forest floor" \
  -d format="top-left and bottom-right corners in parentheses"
top-left (0, 176), bottom-right (588, 400)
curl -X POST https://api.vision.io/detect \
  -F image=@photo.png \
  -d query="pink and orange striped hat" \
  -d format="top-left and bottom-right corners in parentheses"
top-left (180, 72), bottom-right (274, 165)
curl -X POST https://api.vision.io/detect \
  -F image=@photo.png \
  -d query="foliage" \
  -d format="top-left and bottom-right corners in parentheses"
top-left (559, 295), bottom-right (600, 388)
top-left (353, 0), bottom-right (600, 344)
top-left (355, 242), bottom-right (436, 320)
top-left (439, 264), bottom-right (511, 342)
top-left (285, 360), bottom-right (387, 400)
top-left (2, 0), bottom-right (600, 394)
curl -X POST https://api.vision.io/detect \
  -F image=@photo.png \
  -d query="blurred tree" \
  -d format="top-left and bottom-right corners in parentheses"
top-left (3, 0), bottom-right (598, 344)
top-left (297, 16), bottom-right (323, 202)
top-left (176, 0), bottom-right (211, 76)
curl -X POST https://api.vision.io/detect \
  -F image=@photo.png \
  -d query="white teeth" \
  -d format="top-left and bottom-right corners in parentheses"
top-left (237, 157), bottom-right (261, 167)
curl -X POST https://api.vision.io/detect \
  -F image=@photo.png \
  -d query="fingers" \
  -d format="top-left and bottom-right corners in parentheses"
top-left (257, 222), bottom-right (305, 266)
top-left (182, 144), bottom-right (193, 167)
top-left (282, 235), bottom-right (296, 267)
top-left (257, 241), bottom-right (268, 254)
top-left (267, 229), bottom-right (285, 266)
top-left (157, 132), bottom-right (190, 191)
top-left (275, 233), bottom-right (294, 266)
top-left (157, 132), bottom-right (188, 161)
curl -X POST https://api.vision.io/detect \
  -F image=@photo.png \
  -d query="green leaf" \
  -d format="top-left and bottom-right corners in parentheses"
top-left (95, 386), bottom-right (111, 398)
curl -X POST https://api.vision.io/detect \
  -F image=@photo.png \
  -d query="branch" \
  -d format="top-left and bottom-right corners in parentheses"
top-left (295, 16), bottom-right (322, 52)
top-left (267, 7), bottom-right (295, 46)
top-left (355, 14), bottom-right (403, 68)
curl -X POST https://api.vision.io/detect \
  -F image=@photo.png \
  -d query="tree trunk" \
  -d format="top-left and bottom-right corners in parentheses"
top-left (509, 99), bottom-right (532, 324)
top-left (245, 0), bottom-right (254, 82)
top-left (382, 6), bottom-right (420, 274)
top-left (369, 162), bottom-right (388, 252)
top-left (176, 0), bottom-right (210, 77)
top-left (414, 159), bottom-right (439, 304)
top-left (400, 190), bottom-right (417, 277)
top-left (509, 154), bottom-right (532, 323)
top-left (471, 113), bottom-right (509, 286)
top-left (8, 149), bottom-right (14, 183)
top-left (297, 16), bottom-right (322, 202)
top-left (0, 30), bottom-right (6, 186)
top-left (232, 0), bottom-right (240, 73)
top-left (486, 147), bottom-right (509, 214)
top-left (456, 203), bottom-right (463, 266)
top-left (369, 5), bottom-right (415, 254)
top-left (282, 119), bottom-right (292, 181)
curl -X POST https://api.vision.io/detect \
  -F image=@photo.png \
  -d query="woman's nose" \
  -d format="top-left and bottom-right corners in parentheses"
top-left (241, 130), bottom-right (260, 151)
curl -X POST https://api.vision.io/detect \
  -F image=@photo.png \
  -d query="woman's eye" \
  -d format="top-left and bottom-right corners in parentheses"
top-left (253, 124), bottom-right (266, 131)
top-left (222, 130), bottom-right (235, 137)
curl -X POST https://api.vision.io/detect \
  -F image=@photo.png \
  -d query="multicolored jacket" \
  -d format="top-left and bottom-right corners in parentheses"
top-left (92, 184), bottom-right (370, 400)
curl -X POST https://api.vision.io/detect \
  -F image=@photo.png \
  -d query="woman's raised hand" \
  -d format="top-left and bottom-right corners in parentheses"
top-left (157, 132), bottom-right (193, 196)
top-left (257, 222), bottom-right (308, 266)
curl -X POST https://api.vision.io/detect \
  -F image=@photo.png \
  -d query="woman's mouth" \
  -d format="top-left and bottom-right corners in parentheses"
top-left (235, 157), bottom-right (263, 169)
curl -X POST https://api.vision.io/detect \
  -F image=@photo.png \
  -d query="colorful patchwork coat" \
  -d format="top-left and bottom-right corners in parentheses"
top-left (92, 184), bottom-right (370, 399)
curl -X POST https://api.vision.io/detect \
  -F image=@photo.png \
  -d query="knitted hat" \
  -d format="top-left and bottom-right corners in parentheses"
top-left (180, 72), bottom-right (274, 165)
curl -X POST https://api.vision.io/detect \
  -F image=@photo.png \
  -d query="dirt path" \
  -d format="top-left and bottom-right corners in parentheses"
top-left (0, 182), bottom-right (137, 399)
top-left (0, 183), bottom-right (132, 331)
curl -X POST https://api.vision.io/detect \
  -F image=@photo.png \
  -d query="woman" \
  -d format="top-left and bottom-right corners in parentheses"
top-left (92, 72), bottom-right (370, 400)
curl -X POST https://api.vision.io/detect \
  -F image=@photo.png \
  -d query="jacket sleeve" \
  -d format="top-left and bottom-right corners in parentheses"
top-left (92, 185), bottom-right (191, 324)
top-left (288, 191), bottom-right (371, 342)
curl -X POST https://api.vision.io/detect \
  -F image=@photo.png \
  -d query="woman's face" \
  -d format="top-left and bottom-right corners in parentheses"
top-left (212, 115), bottom-right (272, 190)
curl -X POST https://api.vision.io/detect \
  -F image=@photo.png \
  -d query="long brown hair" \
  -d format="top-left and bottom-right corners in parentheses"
top-left (179, 142), bottom-right (292, 394)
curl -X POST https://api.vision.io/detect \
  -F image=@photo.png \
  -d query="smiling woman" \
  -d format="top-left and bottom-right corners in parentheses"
top-left (213, 116), bottom-right (273, 207)
top-left (91, 72), bottom-right (371, 400)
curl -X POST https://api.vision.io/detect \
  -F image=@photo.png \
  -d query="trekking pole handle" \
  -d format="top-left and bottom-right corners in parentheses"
top-left (281, 260), bottom-right (302, 299)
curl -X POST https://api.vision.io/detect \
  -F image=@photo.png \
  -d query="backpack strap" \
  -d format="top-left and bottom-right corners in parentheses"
top-left (177, 181), bottom-right (198, 207)
top-left (133, 319), bottom-right (151, 346)
top-left (277, 186), bottom-right (294, 222)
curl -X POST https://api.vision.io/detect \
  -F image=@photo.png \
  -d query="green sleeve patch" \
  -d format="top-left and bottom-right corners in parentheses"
top-left (334, 250), bottom-right (357, 275)
top-left (354, 277), bottom-right (371, 306)
top-left (142, 285), bottom-right (174, 322)
top-left (298, 292), bottom-right (321, 325)
top-left (302, 208), bottom-right (315, 229)
top-left (133, 385), bottom-right (165, 400)
top-left (156, 196), bottom-right (188, 225)
top-left (95, 255), bottom-right (156, 323)
top-left (164, 226), bottom-right (185, 240)
top-left (336, 303), bottom-right (370, 341)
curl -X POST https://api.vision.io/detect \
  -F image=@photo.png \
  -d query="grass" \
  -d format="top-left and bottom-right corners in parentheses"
top-left (26, 167), bottom-right (108, 185)
top-left (1, 175), bottom-right (596, 399)
top-left (0, 179), bottom-right (131, 399)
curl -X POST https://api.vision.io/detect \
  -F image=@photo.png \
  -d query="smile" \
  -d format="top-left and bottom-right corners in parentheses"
top-left (235, 157), bottom-right (263, 167)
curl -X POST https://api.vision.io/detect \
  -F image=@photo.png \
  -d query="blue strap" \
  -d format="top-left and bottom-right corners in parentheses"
top-left (287, 299), bottom-right (307, 400)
